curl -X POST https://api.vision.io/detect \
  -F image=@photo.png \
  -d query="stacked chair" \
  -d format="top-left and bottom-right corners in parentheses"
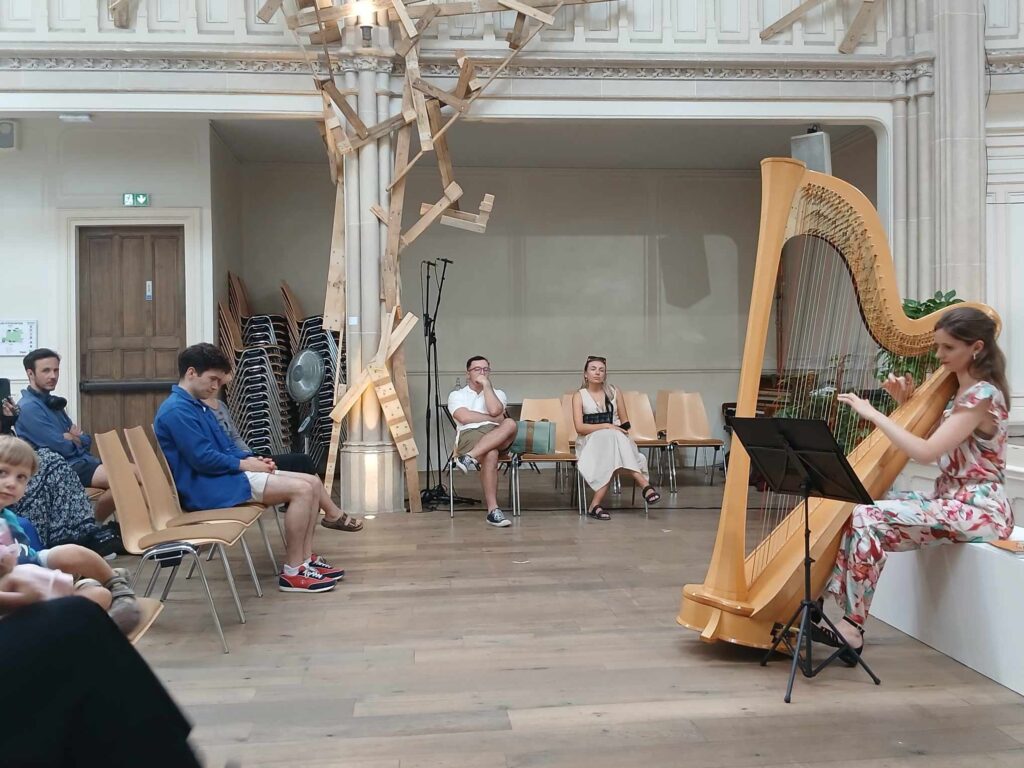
top-left (294, 315), bottom-right (344, 470)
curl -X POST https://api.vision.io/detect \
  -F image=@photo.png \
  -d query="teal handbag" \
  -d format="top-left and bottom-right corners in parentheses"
top-left (510, 419), bottom-right (556, 455)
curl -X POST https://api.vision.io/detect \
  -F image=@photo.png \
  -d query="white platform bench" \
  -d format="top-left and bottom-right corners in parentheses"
top-left (871, 446), bottom-right (1024, 696)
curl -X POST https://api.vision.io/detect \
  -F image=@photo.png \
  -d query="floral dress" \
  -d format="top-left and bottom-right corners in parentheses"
top-left (826, 381), bottom-right (1014, 624)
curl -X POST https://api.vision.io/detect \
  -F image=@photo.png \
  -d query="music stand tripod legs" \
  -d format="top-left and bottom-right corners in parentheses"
top-left (728, 417), bottom-right (881, 703)
top-left (760, 483), bottom-right (881, 703)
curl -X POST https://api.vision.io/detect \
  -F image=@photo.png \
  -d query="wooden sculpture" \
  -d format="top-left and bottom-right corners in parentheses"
top-left (677, 157), bottom-right (1000, 649)
top-left (761, 0), bottom-right (882, 54)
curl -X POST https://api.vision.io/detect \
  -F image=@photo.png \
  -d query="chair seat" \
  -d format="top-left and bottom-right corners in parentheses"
top-left (137, 520), bottom-right (247, 550)
top-left (634, 439), bottom-right (670, 447)
top-left (519, 453), bottom-right (577, 462)
top-left (165, 504), bottom-right (263, 527)
top-left (671, 438), bottom-right (724, 447)
top-left (128, 597), bottom-right (164, 645)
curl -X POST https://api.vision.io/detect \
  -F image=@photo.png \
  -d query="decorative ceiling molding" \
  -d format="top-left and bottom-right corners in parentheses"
top-left (0, 49), bottom-right (934, 84)
top-left (987, 48), bottom-right (1024, 75)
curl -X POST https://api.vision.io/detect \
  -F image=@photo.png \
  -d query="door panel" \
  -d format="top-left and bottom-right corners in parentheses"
top-left (78, 226), bottom-right (186, 437)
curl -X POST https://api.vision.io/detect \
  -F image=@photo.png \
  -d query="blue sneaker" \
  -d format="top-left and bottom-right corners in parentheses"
top-left (455, 454), bottom-right (480, 474)
top-left (486, 508), bottom-right (511, 527)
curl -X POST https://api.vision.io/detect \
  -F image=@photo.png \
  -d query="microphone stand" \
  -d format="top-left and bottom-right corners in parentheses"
top-left (420, 259), bottom-right (477, 509)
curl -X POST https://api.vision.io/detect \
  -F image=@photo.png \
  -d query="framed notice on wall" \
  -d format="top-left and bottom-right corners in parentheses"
top-left (0, 320), bottom-right (37, 357)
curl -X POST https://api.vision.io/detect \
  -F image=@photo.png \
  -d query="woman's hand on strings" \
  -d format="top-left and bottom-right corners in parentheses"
top-left (881, 373), bottom-right (915, 405)
top-left (837, 392), bottom-right (880, 422)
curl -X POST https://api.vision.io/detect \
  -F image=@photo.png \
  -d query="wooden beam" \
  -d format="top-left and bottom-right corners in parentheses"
top-left (759, 0), bottom-right (825, 40)
top-left (256, 0), bottom-right (285, 23)
top-left (368, 363), bottom-right (418, 461)
top-left (425, 100), bottom-right (458, 209)
top-left (322, 182), bottom-right (347, 332)
top-left (497, 0), bottom-right (554, 25)
top-left (393, 4), bottom-right (440, 56)
top-left (838, 0), bottom-right (879, 54)
top-left (405, 50), bottom-right (434, 151)
top-left (321, 79), bottom-right (369, 139)
top-left (382, 124), bottom-right (412, 309)
top-left (329, 313), bottom-right (418, 422)
top-left (506, 11), bottom-right (528, 49)
top-left (323, 361), bottom-right (345, 496)
top-left (412, 77), bottom-right (468, 112)
top-left (370, 203), bottom-right (389, 225)
top-left (420, 193), bottom-right (494, 233)
top-left (399, 182), bottom-right (463, 252)
top-left (290, 0), bottom-right (593, 29)
top-left (454, 51), bottom-right (482, 99)
top-left (390, 0), bottom-right (419, 40)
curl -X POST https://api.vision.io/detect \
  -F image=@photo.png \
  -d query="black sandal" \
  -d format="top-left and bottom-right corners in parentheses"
top-left (641, 485), bottom-right (661, 504)
top-left (587, 505), bottom-right (611, 521)
top-left (811, 616), bottom-right (865, 667)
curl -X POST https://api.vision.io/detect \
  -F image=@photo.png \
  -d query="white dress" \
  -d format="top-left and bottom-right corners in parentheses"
top-left (575, 387), bottom-right (648, 490)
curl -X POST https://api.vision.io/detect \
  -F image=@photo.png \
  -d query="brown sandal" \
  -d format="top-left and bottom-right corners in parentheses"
top-left (321, 512), bottom-right (364, 532)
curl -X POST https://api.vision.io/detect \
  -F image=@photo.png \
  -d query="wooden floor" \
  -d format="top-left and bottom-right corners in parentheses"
top-left (134, 468), bottom-right (1024, 768)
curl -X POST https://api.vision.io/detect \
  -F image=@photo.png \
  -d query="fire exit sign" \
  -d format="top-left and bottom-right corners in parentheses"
top-left (122, 193), bottom-right (150, 207)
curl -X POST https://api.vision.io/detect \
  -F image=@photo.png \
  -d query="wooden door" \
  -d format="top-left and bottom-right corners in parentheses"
top-left (78, 226), bottom-right (186, 436)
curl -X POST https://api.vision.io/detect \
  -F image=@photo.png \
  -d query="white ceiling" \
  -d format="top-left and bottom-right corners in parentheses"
top-left (211, 118), bottom-right (871, 170)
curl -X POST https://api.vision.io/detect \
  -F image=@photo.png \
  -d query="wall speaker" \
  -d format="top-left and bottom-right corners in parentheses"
top-left (0, 120), bottom-right (17, 152)
top-left (790, 129), bottom-right (831, 175)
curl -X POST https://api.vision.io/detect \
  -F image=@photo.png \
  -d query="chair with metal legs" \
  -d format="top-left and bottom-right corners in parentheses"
top-left (96, 430), bottom-right (250, 654)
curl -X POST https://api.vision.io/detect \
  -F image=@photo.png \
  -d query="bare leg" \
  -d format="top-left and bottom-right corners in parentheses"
top-left (93, 491), bottom-right (116, 522)
top-left (260, 474), bottom-right (317, 568)
top-left (589, 482), bottom-right (610, 511)
top-left (271, 471), bottom-right (358, 526)
top-left (480, 449), bottom-right (500, 511)
top-left (628, 470), bottom-right (650, 488)
top-left (45, 544), bottom-right (116, 583)
top-left (466, 419), bottom-right (516, 461)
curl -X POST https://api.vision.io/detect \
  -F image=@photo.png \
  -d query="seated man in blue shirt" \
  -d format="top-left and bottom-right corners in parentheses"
top-left (155, 343), bottom-right (347, 594)
top-left (16, 348), bottom-right (115, 519)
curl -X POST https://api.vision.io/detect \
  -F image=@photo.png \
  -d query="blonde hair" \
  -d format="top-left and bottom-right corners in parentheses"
top-left (0, 435), bottom-right (38, 475)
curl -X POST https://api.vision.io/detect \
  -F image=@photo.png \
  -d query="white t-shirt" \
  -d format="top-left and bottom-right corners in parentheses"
top-left (447, 385), bottom-right (508, 435)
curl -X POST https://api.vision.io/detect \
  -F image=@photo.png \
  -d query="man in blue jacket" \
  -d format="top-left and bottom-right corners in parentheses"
top-left (155, 343), bottom-right (347, 594)
top-left (16, 348), bottom-right (115, 518)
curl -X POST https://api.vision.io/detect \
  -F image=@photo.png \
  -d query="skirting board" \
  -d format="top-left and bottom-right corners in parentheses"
top-left (871, 526), bottom-right (1024, 696)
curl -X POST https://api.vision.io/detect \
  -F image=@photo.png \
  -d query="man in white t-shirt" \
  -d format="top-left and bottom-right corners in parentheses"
top-left (447, 355), bottom-right (516, 527)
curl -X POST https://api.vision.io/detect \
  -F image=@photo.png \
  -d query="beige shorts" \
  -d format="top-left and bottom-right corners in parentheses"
top-left (455, 423), bottom-right (504, 455)
top-left (244, 470), bottom-right (270, 502)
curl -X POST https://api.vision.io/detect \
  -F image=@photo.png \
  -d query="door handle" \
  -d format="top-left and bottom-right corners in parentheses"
top-left (79, 380), bottom-right (176, 394)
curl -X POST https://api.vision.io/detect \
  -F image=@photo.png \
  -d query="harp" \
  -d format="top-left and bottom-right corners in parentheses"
top-left (678, 157), bottom-right (999, 649)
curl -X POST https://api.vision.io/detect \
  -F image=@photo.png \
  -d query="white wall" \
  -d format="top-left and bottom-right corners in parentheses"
top-left (210, 126), bottom-right (243, 307)
top-left (0, 116), bottom-right (214, 417)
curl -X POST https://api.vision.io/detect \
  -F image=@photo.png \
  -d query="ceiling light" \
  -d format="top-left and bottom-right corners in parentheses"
top-left (58, 113), bottom-right (93, 123)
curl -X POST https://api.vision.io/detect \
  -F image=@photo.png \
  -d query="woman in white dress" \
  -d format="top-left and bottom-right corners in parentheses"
top-left (572, 356), bottom-right (661, 520)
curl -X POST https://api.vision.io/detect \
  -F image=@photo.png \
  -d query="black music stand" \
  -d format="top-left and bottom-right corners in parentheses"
top-left (729, 417), bottom-right (882, 703)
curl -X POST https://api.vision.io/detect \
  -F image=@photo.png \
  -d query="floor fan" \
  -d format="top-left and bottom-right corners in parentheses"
top-left (286, 348), bottom-right (325, 454)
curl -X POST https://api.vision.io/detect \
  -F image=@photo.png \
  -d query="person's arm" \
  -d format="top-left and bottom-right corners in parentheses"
top-left (480, 379), bottom-right (505, 418)
top-left (573, 391), bottom-right (622, 437)
top-left (448, 390), bottom-right (491, 426)
top-left (163, 408), bottom-right (248, 475)
top-left (837, 392), bottom-right (990, 465)
top-left (0, 565), bottom-right (74, 616)
top-left (14, 401), bottom-right (77, 458)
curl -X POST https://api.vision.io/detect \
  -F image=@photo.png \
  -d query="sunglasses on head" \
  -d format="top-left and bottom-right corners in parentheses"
top-left (586, 356), bottom-right (607, 364)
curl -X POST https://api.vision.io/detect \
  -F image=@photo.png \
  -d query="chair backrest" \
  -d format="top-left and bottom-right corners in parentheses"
top-left (145, 424), bottom-right (179, 504)
top-left (520, 397), bottom-right (570, 454)
top-left (622, 390), bottom-right (659, 441)
top-left (124, 425), bottom-right (183, 531)
top-left (666, 391), bottom-right (715, 440)
top-left (656, 390), bottom-right (677, 434)
top-left (94, 430), bottom-right (156, 555)
top-left (560, 394), bottom-right (578, 443)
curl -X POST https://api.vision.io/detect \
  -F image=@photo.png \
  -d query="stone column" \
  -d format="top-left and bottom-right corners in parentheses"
top-left (932, 1), bottom-right (987, 300)
top-left (916, 66), bottom-right (934, 299)
top-left (892, 77), bottom-right (909, 290)
top-left (337, 43), bottom-right (405, 515)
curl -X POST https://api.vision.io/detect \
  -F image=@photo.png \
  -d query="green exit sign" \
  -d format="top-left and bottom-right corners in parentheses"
top-left (122, 193), bottom-right (150, 207)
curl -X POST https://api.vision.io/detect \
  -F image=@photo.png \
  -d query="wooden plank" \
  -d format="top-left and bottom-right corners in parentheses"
top-left (506, 11), bottom-right (527, 48)
top-left (420, 193), bottom-right (494, 233)
top-left (322, 182), bottom-right (346, 332)
top-left (389, 339), bottom-right (421, 512)
top-left (759, 0), bottom-right (826, 40)
top-left (838, 0), bottom-right (879, 54)
top-left (388, 5), bottom-right (559, 192)
top-left (497, 0), bottom-right (554, 25)
top-left (382, 124), bottom-right (412, 309)
top-left (454, 51), bottom-right (481, 99)
top-left (290, 0), bottom-right (592, 28)
top-left (368, 363), bottom-right (418, 461)
top-left (425, 100), bottom-right (458, 210)
top-left (323, 362), bottom-right (345, 496)
top-left (256, 0), bottom-right (285, 23)
top-left (322, 79), bottom-right (369, 139)
top-left (390, 0), bottom-right (419, 39)
top-left (370, 204), bottom-right (389, 225)
top-left (399, 183), bottom-right (463, 252)
top-left (393, 4), bottom-right (440, 56)
top-left (412, 77), bottom-right (468, 112)
top-left (405, 51), bottom-right (434, 151)
top-left (329, 313), bottom-right (418, 422)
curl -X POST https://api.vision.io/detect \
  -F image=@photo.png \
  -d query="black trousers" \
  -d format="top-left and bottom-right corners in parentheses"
top-left (2, 597), bottom-right (200, 768)
top-left (265, 452), bottom-right (317, 476)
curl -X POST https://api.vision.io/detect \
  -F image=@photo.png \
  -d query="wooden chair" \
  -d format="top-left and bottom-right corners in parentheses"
top-left (621, 390), bottom-right (670, 493)
top-left (511, 398), bottom-right (583, 516)
top-left (665, 391), bottom-right (724, 486)
top-left (95, 430), bottom-right (249, 654)
top-left (127, 597), bottom-right (164, 646)
top-left (126, 426), bottom-right (277, 579)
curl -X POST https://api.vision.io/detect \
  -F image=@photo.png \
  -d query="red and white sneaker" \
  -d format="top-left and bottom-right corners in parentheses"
top-left (278, 564), bottom-right (336, 593)
top-left (308, 554), bottom-right (345, 581)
